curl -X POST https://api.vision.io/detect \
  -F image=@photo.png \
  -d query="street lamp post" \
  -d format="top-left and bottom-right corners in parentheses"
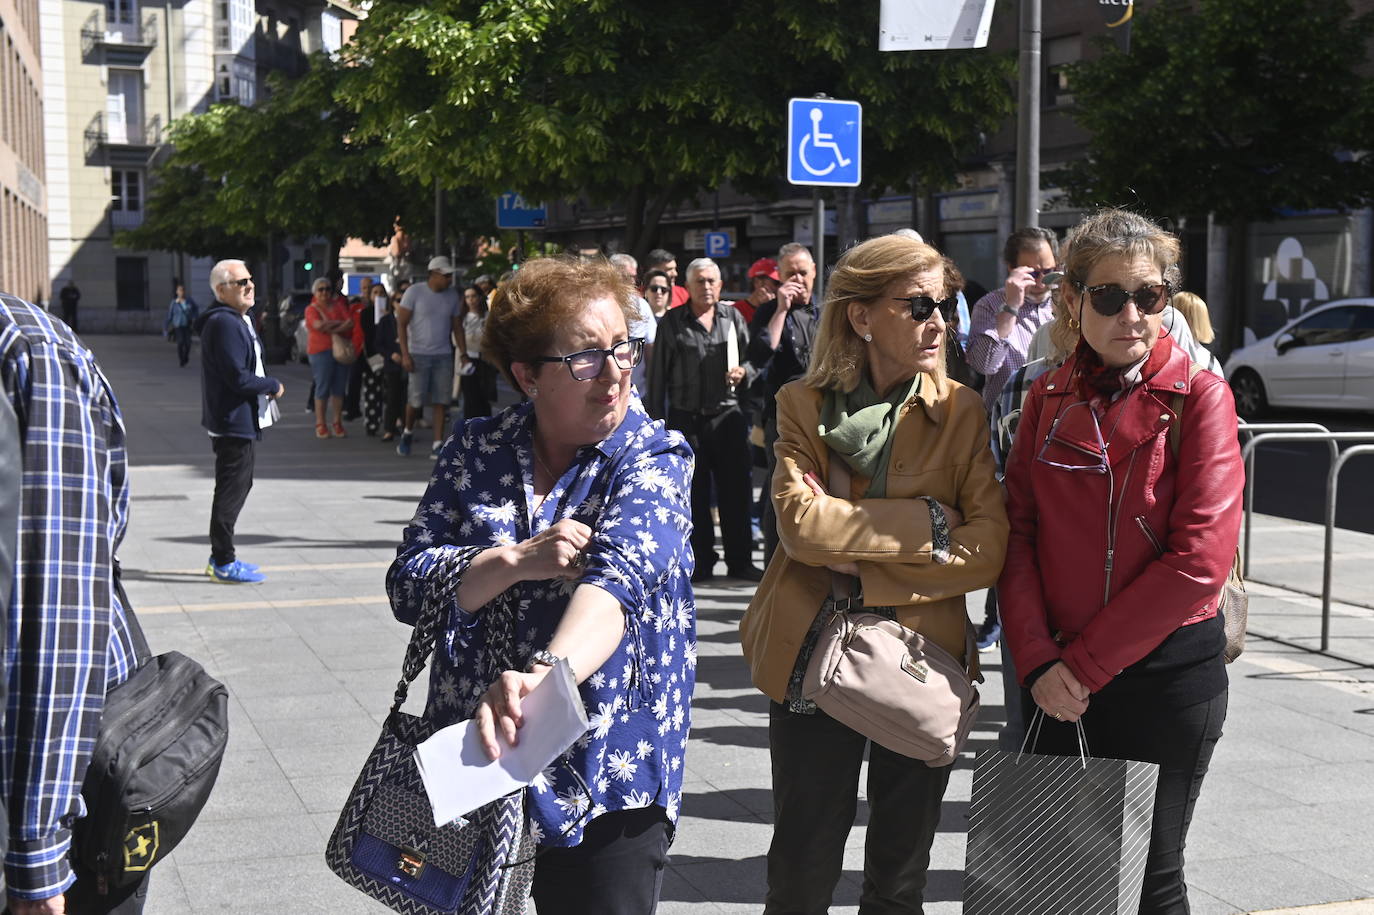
top-left (1015, 0), bottom-right (1042, 229)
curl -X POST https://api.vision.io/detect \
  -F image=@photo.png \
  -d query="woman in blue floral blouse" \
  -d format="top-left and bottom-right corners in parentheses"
top-left (387, 255), bottom-right (696, 914)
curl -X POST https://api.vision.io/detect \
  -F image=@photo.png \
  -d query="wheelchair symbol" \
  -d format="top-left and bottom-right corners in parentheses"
top-left (797, 107), bottom-right (853, 177)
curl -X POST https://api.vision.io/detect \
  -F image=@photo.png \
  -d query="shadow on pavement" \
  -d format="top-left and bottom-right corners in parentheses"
top-left (664, 854), bottom-right (965, 905)
top-left (154, 532), bottom-right (401, 551)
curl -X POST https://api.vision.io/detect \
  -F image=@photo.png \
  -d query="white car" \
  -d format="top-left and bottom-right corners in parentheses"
top-left (1223, 297), bottom-right (1374, 419)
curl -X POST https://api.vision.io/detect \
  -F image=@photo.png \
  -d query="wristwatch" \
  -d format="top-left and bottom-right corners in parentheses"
top-left (525, 649), bottom-right (562, 673)
top-left (999, 302), bottom-right (1021, 317)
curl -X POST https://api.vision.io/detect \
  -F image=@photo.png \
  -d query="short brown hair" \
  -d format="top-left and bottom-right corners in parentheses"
top-left (803, 234), bottom-right (949, 393)
top-left (1051, 208), bottom-right (1181, 359)
top-left (482, 255), bottom-right (637, 389)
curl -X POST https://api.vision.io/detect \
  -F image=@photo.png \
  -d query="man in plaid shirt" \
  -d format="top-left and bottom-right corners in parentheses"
top-left (0, 293), bottom-right (143, 913)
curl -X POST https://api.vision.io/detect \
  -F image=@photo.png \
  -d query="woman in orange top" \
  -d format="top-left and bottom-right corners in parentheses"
top-left (305, 277), bottom-right (355, 438)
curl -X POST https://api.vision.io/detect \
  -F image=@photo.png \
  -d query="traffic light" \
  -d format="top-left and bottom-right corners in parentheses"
top-left (303, 259), bottom-right (314, 272)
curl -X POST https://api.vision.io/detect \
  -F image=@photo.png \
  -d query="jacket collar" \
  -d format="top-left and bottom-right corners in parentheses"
top-left (910, 372), bottom-right (947, 424)
top-left (1037, 335), bottom-right (1190, 466)
top-left (484, 395), bottom-right (651, 461)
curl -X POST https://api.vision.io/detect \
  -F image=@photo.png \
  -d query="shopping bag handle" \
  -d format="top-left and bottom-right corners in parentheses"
top-left (1018, 707), bottom-right (1090, 769)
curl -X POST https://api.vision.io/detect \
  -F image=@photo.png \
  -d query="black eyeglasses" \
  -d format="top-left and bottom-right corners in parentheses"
top-left (533, 338), bottom-right (644, 381)
top-left (893, 294), bottom-right (959, 323)
top-left (1076, 282), bottom-right (1171, 317)
top-left (220, 277), bottom-right (253, 289)
top-left (646, 285), bottom-right (669, 294)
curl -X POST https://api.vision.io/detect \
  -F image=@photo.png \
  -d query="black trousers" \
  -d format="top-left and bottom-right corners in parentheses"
top-left (344, 358), bottom-right (365, 417)
top-left (668, 407), bottom-right (754, 573)
top-left (766, 702), bottom-right (951, 915)
top-left (173, 327), bottom-right (192, 366)
top-left (1023, 685), bottom-right (1228, 915)
top-left (209, 436), bottom-right (255, 566)
top-left (531, 807), bottom-right (671, 915)
top-left (381, 369), bottom-right (406, 434)
top-left (761, 412), bottom-right (780, 566)
top-left (459, 360), bottom-right (496, 419)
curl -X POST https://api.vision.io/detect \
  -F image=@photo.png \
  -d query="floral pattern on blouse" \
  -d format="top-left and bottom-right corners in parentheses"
top-left (386, 397), bottom-right (697, 847)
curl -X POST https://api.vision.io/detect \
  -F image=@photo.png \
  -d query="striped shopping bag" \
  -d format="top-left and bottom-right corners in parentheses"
top-left (963, 720), bottom-right (1159, 915)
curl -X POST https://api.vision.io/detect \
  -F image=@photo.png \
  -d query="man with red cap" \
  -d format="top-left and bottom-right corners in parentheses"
top-left (733, 258), bottom-right (781, 324)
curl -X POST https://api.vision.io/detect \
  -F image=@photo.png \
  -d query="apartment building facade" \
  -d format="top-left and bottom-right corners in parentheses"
top-left (41, 0), bottom-right (353, 332)
top-left (0, 0), bottom-right (47, 305)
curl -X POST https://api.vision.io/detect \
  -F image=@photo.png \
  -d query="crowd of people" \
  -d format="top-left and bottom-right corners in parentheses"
top-left (379, 212), bottom-right (1236, 914)
top-left (0, 205), bottom-right (1239, 914)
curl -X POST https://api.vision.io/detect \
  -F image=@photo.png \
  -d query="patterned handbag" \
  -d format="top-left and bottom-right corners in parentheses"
top-left (326, 550), bottom-right (535, 915)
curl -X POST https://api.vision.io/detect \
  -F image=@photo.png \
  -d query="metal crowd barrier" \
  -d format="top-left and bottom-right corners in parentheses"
top-left (1324, 444), bottom-right (1374, 650)
top-left (1238, 426), bottom-right (1374, 652)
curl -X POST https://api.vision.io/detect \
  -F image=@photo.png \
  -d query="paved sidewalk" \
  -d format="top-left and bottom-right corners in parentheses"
top-left (84, 334), bottom-right (1373, 913)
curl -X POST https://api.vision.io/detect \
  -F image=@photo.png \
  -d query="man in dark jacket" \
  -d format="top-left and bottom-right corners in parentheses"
top-left (195, 259), bottom-right (283, 584)
top-left (746, 241), bottom-right (818, 564)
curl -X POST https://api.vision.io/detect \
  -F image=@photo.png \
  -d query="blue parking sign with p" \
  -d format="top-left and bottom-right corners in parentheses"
top-left (704, 232), bottom-right (731, 258)
top-left (787, 98), bottom-right (862, 187)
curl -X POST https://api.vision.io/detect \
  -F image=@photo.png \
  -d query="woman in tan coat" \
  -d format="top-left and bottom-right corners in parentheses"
top-left (741, 234), bottom-right (1008, 914)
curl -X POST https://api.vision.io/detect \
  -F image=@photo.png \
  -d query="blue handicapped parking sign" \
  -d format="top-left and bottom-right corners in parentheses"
top-left (787, 98), bottom-right (862, 187)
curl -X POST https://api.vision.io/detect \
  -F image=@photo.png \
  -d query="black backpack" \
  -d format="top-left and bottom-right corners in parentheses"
top-left (73, 569), bottom-right (229, 894)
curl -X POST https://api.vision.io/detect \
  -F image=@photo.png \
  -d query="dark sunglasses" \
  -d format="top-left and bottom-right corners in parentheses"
top-left (646, 285), bottom-right (669, 294)
top-left (533, 338), bottom-right (645, 381)
top-left (1029, 267), bottom-right (1061, 281)
top-left (893, 294), bottom-right (959, 323)
top-left (1076, 282), bottom-right (1171, 317)
top-left (220, 277), bottom-right (253, 289)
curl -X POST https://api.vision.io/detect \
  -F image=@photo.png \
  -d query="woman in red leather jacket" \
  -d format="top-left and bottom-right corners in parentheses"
top-left (999, 208), bottom-right (1244, 915)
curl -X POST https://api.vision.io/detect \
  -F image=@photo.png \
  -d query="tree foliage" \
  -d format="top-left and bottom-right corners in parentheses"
top-left (120, 54), bottom-right (462, 263)
top-left (1059, 0), bottom-right (1374, 224)
top-left (339, 0), bottom-right (1015, 255)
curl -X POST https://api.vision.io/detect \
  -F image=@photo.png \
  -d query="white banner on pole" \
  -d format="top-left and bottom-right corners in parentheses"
top-left (878, 0), bottom-right (996, 51)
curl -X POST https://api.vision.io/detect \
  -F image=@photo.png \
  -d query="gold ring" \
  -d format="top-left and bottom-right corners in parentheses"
top-left (1052, 711), bottom-right (1063, 720)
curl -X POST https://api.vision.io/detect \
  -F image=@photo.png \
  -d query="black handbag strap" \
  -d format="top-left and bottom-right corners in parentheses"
top-left (390, 545), bottom-right (486, 715)
top-left (825, 451), bottom-right (862, 611)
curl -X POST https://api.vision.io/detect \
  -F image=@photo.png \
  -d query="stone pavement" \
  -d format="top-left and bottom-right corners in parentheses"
top-left (82, 334), bottom-right (1374, 913)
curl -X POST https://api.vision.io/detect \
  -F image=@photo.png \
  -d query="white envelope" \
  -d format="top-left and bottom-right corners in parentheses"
top-left (414, 658), bottom-right (590, 827)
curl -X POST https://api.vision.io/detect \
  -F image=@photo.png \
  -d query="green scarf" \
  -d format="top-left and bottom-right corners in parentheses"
top-left (818, 375), bottom-right (921, 498)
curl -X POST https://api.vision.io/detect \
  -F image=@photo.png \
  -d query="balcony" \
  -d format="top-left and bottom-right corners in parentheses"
top-left (111, 208), bottom-right (145, 230)
top-left (84, 113), bottom-right (163, 161)
top-left (81, 10), bottom-right (158, 60)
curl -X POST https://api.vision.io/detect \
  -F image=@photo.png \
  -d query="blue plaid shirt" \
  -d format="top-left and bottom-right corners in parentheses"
top-left (0, 294), bottom-right (138, 900)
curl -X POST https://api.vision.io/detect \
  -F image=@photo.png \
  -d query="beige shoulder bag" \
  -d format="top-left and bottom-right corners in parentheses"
top-left (800, 451), bottom-right (981, 766)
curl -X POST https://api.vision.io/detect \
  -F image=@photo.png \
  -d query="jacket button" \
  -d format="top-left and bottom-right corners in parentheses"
top-left (1046, 383), bottom-right (1056, 390)
top-left (1159, 414), bottom-right (1170, 423)
top-left (1174, 381), bottom-right (1185, 389)
top-left (895, 461), bottom-right (904, 471)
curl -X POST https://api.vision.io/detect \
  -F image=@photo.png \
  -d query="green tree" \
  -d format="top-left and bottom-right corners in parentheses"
top-left (338, 0), bottom-right (1014, 259)
top-left (121, 54), bottom-right (448, 291)
top-left (1059, 0), bottom-right (1374, 335)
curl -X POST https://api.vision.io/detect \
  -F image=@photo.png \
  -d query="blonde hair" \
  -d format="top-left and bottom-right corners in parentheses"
top-left (803, 235), bottom-right (948, 393)
top-left (1170, 291), bottom-right (1214, 344)
top-left (1051, 208), bottom-right (1181, 358)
